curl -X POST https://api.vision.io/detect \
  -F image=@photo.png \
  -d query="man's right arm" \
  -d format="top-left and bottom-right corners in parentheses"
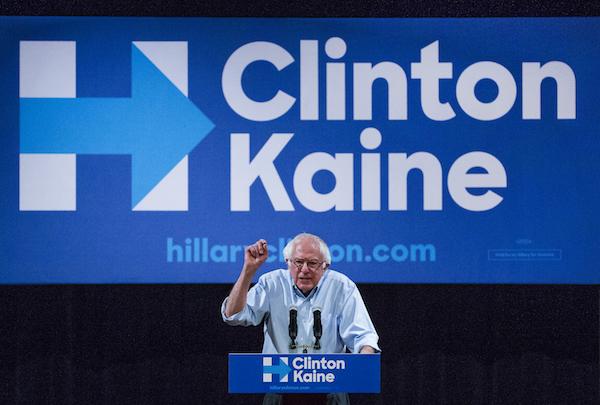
top-left (224, 239), bottom-right (268, 318)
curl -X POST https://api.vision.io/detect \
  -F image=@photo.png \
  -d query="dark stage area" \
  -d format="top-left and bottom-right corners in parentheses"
top-left (0, 284), bottom-right (597, 403)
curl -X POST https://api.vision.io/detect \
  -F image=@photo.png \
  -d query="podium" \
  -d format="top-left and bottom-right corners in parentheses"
top-left (228, 353), bottom-right (380, 394)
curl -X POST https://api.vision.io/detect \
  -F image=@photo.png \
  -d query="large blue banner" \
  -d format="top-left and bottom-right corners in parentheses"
top-left (1, 17), bottom-right (598, 284)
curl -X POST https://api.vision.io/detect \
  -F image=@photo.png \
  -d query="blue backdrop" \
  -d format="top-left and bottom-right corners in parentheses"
top-left (1, 17), bottom-right (598, 284)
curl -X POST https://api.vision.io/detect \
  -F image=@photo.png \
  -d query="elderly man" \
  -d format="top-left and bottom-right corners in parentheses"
top-left (222, 233), bottom-right (380, 355)
top-left (222, 233), bottom-right (379, 404)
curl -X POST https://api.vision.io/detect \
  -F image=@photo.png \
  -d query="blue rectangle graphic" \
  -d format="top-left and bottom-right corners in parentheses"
top-left (488, 249), bottom-right (562, 261)
top-left (228, 353), bottom-right (381, 393)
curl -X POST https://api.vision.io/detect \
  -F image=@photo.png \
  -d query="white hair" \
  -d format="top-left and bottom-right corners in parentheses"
top-left (283, 233), bottom-right (331, 264)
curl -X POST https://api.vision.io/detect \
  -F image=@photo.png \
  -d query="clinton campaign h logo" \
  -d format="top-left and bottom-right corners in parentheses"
top-left (19, 41), bottom-right (214, 211)
top-left (262, 357), bottom-right (291, 383)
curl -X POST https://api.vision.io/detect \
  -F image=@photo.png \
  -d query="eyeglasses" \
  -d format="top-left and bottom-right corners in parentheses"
top-left (290, 258), bottom-right (324, 271)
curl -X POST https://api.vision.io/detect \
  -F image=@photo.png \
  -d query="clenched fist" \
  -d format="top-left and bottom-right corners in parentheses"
top-left (243, 239), bottom-right (268, 275)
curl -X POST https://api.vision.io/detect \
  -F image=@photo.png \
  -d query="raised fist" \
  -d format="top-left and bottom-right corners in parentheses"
top-left (243, 239), bottom-right (268, 274)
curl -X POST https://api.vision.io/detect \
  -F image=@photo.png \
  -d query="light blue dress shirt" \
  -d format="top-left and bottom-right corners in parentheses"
top-left (221, 268), bottom-right (380, 354)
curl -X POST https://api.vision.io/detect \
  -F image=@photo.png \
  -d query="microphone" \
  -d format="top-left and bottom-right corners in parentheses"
top-left (313, 307), bottom-right (322, 350)
top-left (288, 306), bottom-right (298, 350)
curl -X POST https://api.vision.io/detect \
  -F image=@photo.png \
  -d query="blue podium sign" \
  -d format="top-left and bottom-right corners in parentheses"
top-left (228, 353), bottom-right (380, 393)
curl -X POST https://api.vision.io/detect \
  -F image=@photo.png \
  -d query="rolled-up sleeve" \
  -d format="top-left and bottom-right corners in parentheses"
top-left (221, 279), bottom-right (270, 326)
top-left (338, 285), bottom-right (381, 353)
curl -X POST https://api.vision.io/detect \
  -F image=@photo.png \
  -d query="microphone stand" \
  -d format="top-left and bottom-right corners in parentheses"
top-left (313, 308), bottom-right (322, 350)
top-left (288, 307), bottom-right (297, 350)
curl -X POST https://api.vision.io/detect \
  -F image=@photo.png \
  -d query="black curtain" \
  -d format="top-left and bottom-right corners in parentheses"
top-left (0, 285), bottom-right (597, 404)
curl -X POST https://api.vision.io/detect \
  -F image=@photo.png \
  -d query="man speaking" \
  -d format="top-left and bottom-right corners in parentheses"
top-left (222, 233), bottom-right (379, 404)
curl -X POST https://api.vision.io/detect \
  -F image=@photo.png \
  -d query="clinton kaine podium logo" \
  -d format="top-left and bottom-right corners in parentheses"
top-left (262, 356), bottom-right (346, 384)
